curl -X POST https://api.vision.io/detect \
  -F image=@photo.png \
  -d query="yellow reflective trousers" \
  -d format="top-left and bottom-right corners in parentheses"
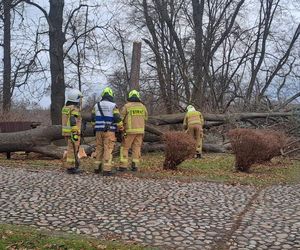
top-left (187, 124), bottom-right (203, 154)
top-left (95, 131), bottom-right (116, 171)
top-left (120, 134), bottom-right (143, 168)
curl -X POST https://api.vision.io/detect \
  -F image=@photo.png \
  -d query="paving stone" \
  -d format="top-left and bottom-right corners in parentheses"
top-left (0, 166), bottom-right (299, 249)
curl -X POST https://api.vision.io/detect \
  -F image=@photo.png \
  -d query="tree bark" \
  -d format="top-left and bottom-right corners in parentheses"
top-left (3, 0), bottom-right (12, 113)
top-left (0, 126), bottom-right (63, 158)
top-left (0, 125), bottom-right (226, 158)
top-left (0, 125), bottom-right (161, 158)
top-left (148, 112), bottom-right (293, 125)
top-left (192, 0), bottom-right (205, 107)
top-left (129, 42), bottom-right (142, 91)
top-left (0, 112), bottom-right (292, 158)
top-left (49, 0), bottom-right (66, 125)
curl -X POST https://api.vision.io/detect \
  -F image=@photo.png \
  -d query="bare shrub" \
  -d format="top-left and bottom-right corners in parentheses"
top-left (163, 131), bottom-right (196, 170)
top-left (228, 129), bottom-right (286, 172)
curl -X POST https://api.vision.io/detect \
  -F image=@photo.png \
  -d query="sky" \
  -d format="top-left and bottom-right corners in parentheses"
top-left (1, 0), bottom-right (300, 108)
top-left (0, 0), bottom-right (125, 108)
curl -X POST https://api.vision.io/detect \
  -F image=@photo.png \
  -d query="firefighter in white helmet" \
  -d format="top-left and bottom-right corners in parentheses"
top-left (92, 87), bottom-right (123, 176)
top-left (183, 105), bottom-right (204, 158)
top-left (61, 88), bottom-right (83, 174)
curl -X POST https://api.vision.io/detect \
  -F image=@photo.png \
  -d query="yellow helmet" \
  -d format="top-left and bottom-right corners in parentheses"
top-left (101, 87), bottom-right (114, 97)
top-left (128, 89), bottom-right (140, 99)
top-left (187, 105), bottom-right (195, 112)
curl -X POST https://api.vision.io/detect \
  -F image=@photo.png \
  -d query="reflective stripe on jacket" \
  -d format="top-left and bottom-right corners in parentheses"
top-left (61, 105), bottom-right (81, 136)
top-left (93, 100), bottom-right (119, 132)
top-left (121, 102), bottom-right (148, 134)
top-left (183, 110), bottom-right (204, 127)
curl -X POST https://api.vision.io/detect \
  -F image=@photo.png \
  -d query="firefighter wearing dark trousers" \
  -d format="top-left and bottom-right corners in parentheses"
top-left (62, 89), bottom-right (83, 174)
top-left (119, 90), bottom-right (148, 172)
top-left (92, 87), bottom-right (123, 176)
top-left (183, 105), bottom-right (204, 158)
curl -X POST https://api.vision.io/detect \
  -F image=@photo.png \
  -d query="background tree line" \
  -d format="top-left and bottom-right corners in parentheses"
top-left (0, 0), bottom-right (300, 125)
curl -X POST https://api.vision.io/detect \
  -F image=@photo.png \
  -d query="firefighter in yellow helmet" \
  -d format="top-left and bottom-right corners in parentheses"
top-left (119, 90), bottom-right (148, 172)
top-left (61, 88), bottom-right (83, 174)
top-left (92, 87), bottom-right (123, 176)
top-left (183, 105), bottom-right (204, 158)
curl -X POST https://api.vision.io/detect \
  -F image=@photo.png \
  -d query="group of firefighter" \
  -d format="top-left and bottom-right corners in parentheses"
top-left (61, 87), bottom-right (204, 175)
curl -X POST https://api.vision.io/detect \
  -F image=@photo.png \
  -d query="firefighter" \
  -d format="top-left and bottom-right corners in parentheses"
top-left (183, 105), bottom-right (204, 158)
top-left (62, 88), bottom-right (83, 174)
top-left (119, 90), bottom-right (148, 172)
top-left (92, 87), bottom-right (123, 176)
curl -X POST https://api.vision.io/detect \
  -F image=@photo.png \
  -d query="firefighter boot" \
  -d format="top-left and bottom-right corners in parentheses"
top-left (94, 163), bottom-right (103, 174)
top-left (118, 167), bottom-right (128, 172)
top-left (67, 167), bottom-right (82, 174)
top-left (196, 153), bottom-right (202, 159)
top-left (102, 170), bottom-right (115, 176)
top-left (131, 162), bottom-right (138, 172)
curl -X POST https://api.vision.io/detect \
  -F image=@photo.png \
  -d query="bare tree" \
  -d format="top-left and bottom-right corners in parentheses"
top-left (24, 1), bottom-right (106, 124)
top-left (1, 0), bottom-right (44, 113)
top-left (126, 0), bottom-right (299, 112)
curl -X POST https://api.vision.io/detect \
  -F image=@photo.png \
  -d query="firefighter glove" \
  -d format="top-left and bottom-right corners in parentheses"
top-left (71, 133), bottom-right (79, 142)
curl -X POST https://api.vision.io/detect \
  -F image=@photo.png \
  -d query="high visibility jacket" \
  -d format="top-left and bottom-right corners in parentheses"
top-left (183, 110), bottom-right (204, 128)
top-left (121, 102), bottom-right (148, 134)
top-left (92, 100), bottom-right (122, 132)
top-left (61, 105), bottom-right (81, 136)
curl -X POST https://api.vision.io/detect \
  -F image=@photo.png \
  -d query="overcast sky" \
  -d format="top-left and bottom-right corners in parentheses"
top-left (1, 0), bottom-right (300, 108)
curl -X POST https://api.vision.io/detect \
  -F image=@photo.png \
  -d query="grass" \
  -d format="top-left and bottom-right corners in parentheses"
top-left (0, 152), bottom-right (300, 187)
top-left (0, 224), bottom-right (150, 250)
top-left (139, 153), bottom-right (300, 186)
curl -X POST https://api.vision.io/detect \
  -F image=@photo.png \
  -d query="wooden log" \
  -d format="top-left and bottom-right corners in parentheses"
top-left (0, 126), bottom-right (63, 158)
top-left (81, 113), bottom-right (164, 136)
top-left (148, 112), bottom-right (293, 126)
top-left (1, 111), bottom-right (292, 159)
top-left (83, 111), bottom-right (293, 129)
top-left (129, 42), bottom-right (142, 90)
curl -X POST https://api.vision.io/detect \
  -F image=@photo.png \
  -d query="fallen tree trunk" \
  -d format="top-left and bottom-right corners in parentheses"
top-left (1, 111), bottom-right (292, 159)
top-left (148, 112), bottom-right (293, 126)
top-left (83, 111), bottom-right (293, 129)
top-left (82, 113), bottom-right (164, 136)
top-left (0, 125), bottom-right (228, 159)
top-left (0, 125), bottom-right (162, 158)
top-left (0, 126), bottom-right (64, 159)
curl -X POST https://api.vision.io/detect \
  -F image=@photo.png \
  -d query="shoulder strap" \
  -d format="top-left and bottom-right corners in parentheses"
top-left (97, 102), bottom-right (104, 117)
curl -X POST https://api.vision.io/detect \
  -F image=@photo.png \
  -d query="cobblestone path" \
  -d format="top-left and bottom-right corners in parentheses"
top-left (0, 166), bottom-right (299, 249)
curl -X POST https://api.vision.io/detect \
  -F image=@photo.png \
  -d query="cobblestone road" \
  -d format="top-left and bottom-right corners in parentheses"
top-left (0, 166), bottom-right (299, 249)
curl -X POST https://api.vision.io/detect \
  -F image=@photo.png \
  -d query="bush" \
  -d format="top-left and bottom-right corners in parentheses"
top-left (163, 131), bottom-right (196, 170)
top-left (228, 128), bottom-right (286, 172)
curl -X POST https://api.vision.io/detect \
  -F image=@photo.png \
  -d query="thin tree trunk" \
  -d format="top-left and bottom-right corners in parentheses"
top-left (3, 0), bottom-right (12, 113)
top-left (192, 0), bottom-right (205, 107)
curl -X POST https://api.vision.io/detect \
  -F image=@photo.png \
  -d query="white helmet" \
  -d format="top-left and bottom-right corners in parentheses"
top-left (66, 89), bottom-right (83, 103)
top-left (187, 105), bottom-right (196, 112)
